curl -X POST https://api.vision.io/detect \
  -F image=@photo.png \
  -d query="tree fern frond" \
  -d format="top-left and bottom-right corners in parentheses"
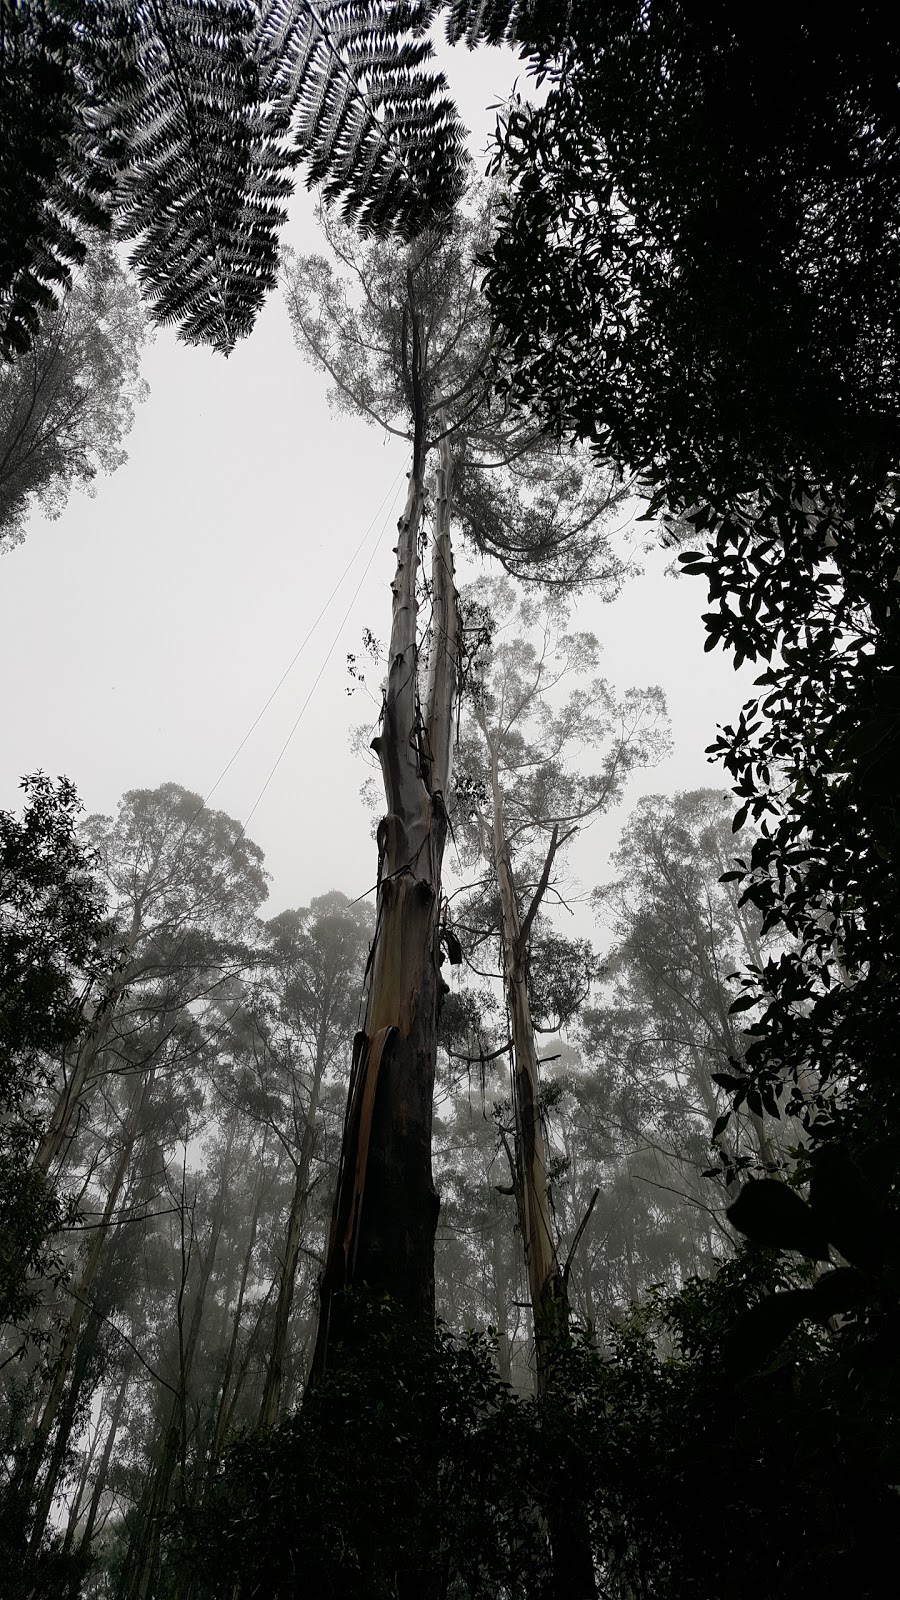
top-left (440, 0), bottom-right (523, 48)
top-left (272, 1), bottom-right (468, 240)
top-left (438, 0), bottom-right (564, 51)
top-left (0, 0), bottom-right (129, 359)
top-left (111, 0), bottom-right (294, 353)
top-left (3, 0), bottom-right (492, 358)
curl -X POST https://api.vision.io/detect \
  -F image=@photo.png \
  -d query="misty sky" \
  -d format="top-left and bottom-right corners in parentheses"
top-left (0, 41), bottom-right (755, 929)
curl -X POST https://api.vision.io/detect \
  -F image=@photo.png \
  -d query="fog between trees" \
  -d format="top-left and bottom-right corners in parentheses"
top-left (3, 8), bottom-right (900, 1598)
top-left (2, 759), bottom-right (770, 1595)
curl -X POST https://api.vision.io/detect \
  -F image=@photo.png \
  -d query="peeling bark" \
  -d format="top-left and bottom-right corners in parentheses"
top-left (312, 332), bottom-right (460, 1376)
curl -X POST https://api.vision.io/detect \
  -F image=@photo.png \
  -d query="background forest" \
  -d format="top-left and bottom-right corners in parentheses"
top-left (2, 5), bottom-right (900, 1599)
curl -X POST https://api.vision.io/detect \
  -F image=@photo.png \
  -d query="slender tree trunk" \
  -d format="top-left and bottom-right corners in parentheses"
top-left (61, 1396), bottom-right (103, 1556)
top-left (491, 1207), bottom-right (512, 1385)
top-left (260, 1050), bottom-right (325, 1428)
top-left (17, 1068), bottom-right (152, 1513)
top-left (312, 403), bottom-right (459, 1372)
top-left (27, 1295), bottom-right (102, 1551)
top-left (126, 1124), bottom-right (236, 1600)
top-left (489, 758), bottom-right (566, 1381)
top-left (77, 1364), bottom-right (131, 1555)
top-left (34, 905), bottom-right (143, 1176)
top-left (210, 1141), bottom-right (267, 1459)
top-left (488, 761), bottom-right (596, 1600)
top-left (219, 1280), bottom-right (275, 1439)
top-left (118, 1422), bottom-right (167, 1600)
top-left (689, 1041), bottom-right (744, 1203)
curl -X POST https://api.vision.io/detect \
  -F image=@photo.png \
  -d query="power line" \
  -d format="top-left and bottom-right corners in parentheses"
top-left (200, 456), bottom-right (409, 816)
top-left (92, 461), bottom-right (408, 985)
top-left (233, 468), bottom-right (408, 847)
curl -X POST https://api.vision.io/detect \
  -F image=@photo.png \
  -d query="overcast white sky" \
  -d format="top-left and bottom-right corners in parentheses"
top-left (0, 41), bottom-right (755, 932)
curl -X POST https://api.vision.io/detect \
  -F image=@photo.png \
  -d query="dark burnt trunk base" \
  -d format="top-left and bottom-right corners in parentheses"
top-left (311, 974), bottom-right (441, 1380)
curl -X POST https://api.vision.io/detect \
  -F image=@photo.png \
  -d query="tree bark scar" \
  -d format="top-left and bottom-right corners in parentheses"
top-left (339, 1025), bottom-right (396, 1280)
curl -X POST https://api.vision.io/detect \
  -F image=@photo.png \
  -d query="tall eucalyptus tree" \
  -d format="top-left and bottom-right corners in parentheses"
top-left (284, 192), bottom-right (624, 1365)
top-left (452, 579), bottom-right (668, 1378)
top-left (36, 783), bottom-right (267, 1182)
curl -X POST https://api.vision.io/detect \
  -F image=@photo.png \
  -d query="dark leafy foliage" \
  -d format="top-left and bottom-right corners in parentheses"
top-left (182, 1264), bottom-right (900, 1600)
top-left (0, 1514), bottom-right (90, 1600)
top-left (483, 7), bottom-right (900, 503)
top-left (583, 1253), bottom-right (900, 1599)
top-left (481, 1), bottom-right (900, 1192)
top-left (0, 774), bottom-right (109, 1066)
top-left (278, 1), bottom-right (467, 239)
top-left (0, 0), bottom-right (291, 356)
top-left (113, 0), bottom-right (295, 352)
top-left (0, 774), bottom-right (111, 1326)
top-left (182, 1299), bottom-right (551, 1599)
top-left (0, 0), bottom-right (130, 359)
top-left (676, 478), bottom-right (900, 1148)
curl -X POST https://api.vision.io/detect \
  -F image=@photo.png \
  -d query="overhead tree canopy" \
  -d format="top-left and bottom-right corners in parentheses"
top-left (481, 6), bottom-right (900, 501)
top-left (1, 0), bottom-right (480, 358)
top-left (285, 190), bottom-right (630, 587)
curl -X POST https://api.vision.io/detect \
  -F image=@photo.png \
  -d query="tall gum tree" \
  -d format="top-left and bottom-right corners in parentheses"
top-left (283, 190), bottom-right (627, 1366)
top-left (587, 791), bottom-right (793, 1196)
top-left (450, 579), bottom-right (668, 1599)
top-left (452, 578), bottom-right (670, 1379)
top-left (36, 784), bottom-right (269, 1181)
top-left (244, 895), bottom-right (371, 1424)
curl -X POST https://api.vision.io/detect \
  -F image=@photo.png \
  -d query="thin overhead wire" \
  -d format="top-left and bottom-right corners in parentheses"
top-left (232, 466), bottom-right (409, 848)
top-left (93, 460), bottom-right (410, 1018)
top-left (199, 455), bottom-right (410, 819)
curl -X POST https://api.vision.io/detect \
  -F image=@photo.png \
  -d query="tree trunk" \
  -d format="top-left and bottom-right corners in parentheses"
top-left (689, 1040), bottom-right (744, 1204)
top-left (488, 761), bottom-right (596, 1600)
top-left (491, 1207), bottom-right (512, 1385)
top-left (77, 1363), bottom-right (131, 1555)
top-left (34, 903), bottom-right (143, 1176)
top-left (126, 1123), bottom-right (236, 1600)
top-left (27, 1292), bottom-right (102, 1551)
top-left (210, 1140), bottom-right (267, 1459)
top-left (61, 1394), bottom-right (103, 1557)
top-left (259, 1049), bottom-right (324, 1428)
top-left (219, 1280), bottom-right (275, 1439)
top-left (489, 758), bottom-right (566, 1383)
top-left (17, 1068), bottom-right (152, 1512)
top-left (312, 407), bottom-right (459, 1373)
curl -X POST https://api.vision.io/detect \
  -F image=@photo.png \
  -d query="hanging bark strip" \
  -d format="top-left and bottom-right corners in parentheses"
top-left (312, 365), bottom-right (460, 1370)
